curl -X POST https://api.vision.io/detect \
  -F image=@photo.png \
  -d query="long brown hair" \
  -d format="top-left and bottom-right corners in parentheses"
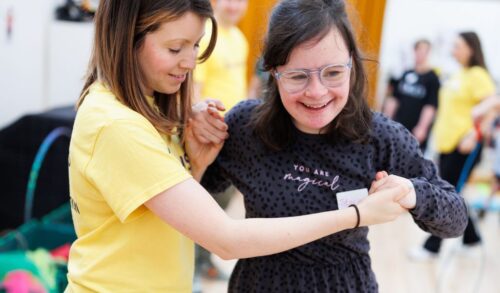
top-left (459, 31), bottom-right (488, 70)
top-left (251, 0), bottom-right (372, 151)
top-left (78, 0), bottom-right (217, 136)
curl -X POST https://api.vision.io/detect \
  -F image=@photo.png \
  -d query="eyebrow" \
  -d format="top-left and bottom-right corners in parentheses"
top-left (287, 60), bottom-right (351, 71)
top-left (168, 33), bottom-right (205, 45)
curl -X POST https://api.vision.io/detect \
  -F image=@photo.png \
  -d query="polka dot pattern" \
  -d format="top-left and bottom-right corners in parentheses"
top-left (201, 100), bottom-right (468, 292)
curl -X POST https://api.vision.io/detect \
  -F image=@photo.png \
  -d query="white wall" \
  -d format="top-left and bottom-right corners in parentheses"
top-left (377, 0), bottom-right (500, 108)
top-left (47, 21), bottom-right (93, 108)
top-left (0, 0), bottom-right (51, 127)
top-left (2, 0), bottom-right (500, 127)
top-left (0, 0), bottom-right (93, 128)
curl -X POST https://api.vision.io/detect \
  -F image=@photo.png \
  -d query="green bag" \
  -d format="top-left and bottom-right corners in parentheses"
top-left (0, 204), bottom-right (76, 292)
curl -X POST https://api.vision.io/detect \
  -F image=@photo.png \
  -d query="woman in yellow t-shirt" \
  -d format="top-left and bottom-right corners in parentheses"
top-left (410, 31), bottom-right (496, 260)
top-left (66, 1), bottom-right (413, 292)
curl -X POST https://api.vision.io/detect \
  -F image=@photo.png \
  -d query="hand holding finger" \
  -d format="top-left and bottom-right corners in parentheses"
top-left (358, 186), bottom-right (408, 226)
top-left (369, 176), bottom-right (390, 194)
top-left (205, 98), bottom-right (226, 112)
top-left (207, 105), bottom-right (226, 122)
top-left (375, 171), bottom-right (388, 181)
top-left (189, 118), bottom-right (227, 144)
top-left (369, 171), bottom-right (389, 194)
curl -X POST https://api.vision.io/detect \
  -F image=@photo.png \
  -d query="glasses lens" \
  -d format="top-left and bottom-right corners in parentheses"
top-left (281, 71), bottom-right (308, 93)
top-left (321, 65), bottom-right (348, 87)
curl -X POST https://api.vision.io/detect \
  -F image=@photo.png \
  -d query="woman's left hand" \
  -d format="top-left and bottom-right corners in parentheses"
top-left (184, 122), bottom-right (224, 180)
top-left (411, 125), bottom-right (427, 143)
top-left (369, 171), bottom-right (416, 210)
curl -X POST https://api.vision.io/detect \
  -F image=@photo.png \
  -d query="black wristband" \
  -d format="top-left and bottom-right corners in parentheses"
top-left (349, 204), bottom-right (360, 228)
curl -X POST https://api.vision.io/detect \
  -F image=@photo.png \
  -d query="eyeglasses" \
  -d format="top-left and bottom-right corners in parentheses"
top-left (273, 56), bottom-right (352, 94)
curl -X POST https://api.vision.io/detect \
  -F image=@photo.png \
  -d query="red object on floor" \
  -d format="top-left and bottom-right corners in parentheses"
top-left (50, 243), bottom-right (71, 261)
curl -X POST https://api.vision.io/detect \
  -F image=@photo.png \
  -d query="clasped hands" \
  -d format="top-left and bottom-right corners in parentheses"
top-left (369, 171), bottom-right (416, 210)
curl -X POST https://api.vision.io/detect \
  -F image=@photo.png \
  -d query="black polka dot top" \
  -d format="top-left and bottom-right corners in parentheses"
top-left (201, 99), bottom-right (468, 293)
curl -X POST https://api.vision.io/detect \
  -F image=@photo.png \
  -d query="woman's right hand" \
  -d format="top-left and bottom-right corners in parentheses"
top-left (185, 99), bottom-right (228, 180)
top-left (457, 130), bottom-right (477, 154)
top-left (356, 185), bottom-right (409, 227)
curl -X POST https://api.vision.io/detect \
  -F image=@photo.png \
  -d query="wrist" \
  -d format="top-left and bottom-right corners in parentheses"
top-left (349, 204), bottom-right (361, 229)
top-left (332, 208), bottom-right (357, 231)
top-left (190, 165), bottom-right (207, 182)
top-left (400, 181), bottom-right (416, 209)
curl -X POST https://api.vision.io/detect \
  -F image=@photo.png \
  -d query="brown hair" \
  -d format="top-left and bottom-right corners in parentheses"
top-left (78, 0), bottom-right (217, 137)
top-left (251, 0), bottom-right (372, 151)
top-left (459, 31), bottom-right (487, 70)
top-left (414, 39), bottom-right (431, 50)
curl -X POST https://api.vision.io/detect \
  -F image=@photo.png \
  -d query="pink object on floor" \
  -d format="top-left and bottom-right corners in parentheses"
top-left (2, 270), bottom-right (47, 293)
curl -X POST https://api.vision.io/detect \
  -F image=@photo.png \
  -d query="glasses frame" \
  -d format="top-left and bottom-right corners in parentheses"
top-left (273, 56), bottom-right (353, 94)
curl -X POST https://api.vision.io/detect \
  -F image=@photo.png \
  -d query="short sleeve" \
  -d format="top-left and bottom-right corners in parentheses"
top-left (391, 75), bottom-right (401, 100)
top-left (86, 119), bottom-right (191, 222)
top-left (469, 67), bottom-right (496, 102)
top-left (425, 72), bottom-right (440, 107)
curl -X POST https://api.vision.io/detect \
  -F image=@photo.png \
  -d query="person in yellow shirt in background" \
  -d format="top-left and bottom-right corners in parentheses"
top-left (409, 31), bottom-right (496, 261)
top-left (193, 0), bottom-right (249, 282)
top-left (194, 0), bottom-right (249, 112)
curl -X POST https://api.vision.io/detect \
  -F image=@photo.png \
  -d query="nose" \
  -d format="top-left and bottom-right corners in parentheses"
top-left (179, 57), bottom-right (196, 70)
top-left (179, 51), bottom-right (197, 70)
top-left (305, 74), bottom-right (328, 98)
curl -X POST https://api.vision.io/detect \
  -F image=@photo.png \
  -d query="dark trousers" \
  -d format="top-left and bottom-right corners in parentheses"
top-left (423, 148), bottom-right (482, 253)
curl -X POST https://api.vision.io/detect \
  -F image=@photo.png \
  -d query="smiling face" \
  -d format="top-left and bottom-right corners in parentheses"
top-left (275, 28), bottom-right (351, 134)
top-left (137, 12), bottom-right (205, 96)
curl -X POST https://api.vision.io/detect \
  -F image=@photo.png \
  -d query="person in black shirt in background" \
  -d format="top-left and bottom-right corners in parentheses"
top-left (383, 39), bottom-right (440, 152)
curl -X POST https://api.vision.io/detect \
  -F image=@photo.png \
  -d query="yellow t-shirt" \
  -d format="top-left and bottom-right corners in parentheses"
top-left (433, 66), bottom-right (496, 153)
top-left (66, 83), bottom-right (194, 292)
top-left (194, 23), bottom-right (249, 113)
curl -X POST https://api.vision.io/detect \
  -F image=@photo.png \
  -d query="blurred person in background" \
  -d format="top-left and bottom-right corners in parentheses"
top-left (409, 31), bottom-right (496, 261)
top-left (194, 0), bottom-right (249, 111)
top-left (383, 39), bottom-right (440, 152)
top-left (247, 57), bottom-right (270, 99)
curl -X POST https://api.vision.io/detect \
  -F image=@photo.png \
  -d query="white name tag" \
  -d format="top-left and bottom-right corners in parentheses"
top-left (336, 188), bottom-right (368, 209)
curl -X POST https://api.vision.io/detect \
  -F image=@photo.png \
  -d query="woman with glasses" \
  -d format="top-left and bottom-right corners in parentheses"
top-left (192, 0), bottom-right (468, 292)
top-left (66, 0), bottom-right (417, 292)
